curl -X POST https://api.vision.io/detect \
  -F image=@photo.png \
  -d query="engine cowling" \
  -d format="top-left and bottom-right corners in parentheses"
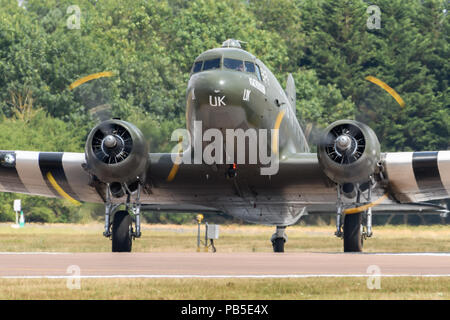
top-left (317, 120), bottom-right (380, 185)
top-left (85, 119), bottom-right (149, 187)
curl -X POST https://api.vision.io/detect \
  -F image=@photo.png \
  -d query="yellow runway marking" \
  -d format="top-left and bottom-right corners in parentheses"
top-left (344, 193), bottom-right (389, 214)
top-left (68, 71), bottom-right (115, 90)
top-left (365, 76), bottom-right (405, 108)
top-left (272, 109), bottom-right (286, 154)
top-left (46, 172), bottom-right (81, 206)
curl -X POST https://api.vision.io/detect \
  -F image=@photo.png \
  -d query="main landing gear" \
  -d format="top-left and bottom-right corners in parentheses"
top-left (112, 210), bottom-right (133, 252)
top-left (103, 182), bottom-right (143, 252)
top-left (335, 182), bottom-right (374, 252)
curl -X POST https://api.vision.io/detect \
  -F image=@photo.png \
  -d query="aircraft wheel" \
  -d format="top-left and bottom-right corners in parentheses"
top-left (272, 238), bottom-right (285, 253)
top-left (343, 212), bottom-right (363, 252)
top-left (112, 210), bottom-right (132, 252)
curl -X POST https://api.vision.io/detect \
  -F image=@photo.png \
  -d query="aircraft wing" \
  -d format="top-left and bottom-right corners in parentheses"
top-left (0, 149), bottom-right (337, 224)
top-left (383, 151), bottom-right (450, 203)
top-left (0, 151), bottom-right (102, 203)
top-left (1, 149), bottom-right (449, 211)
top-left (147, 150), bottom-right (450, 208)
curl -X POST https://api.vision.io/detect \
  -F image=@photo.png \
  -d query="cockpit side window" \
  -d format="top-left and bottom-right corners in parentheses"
top-left (245, 61), bottom-right (255, 73)
top-left (255, 64), bottom-right (262, 81)
top-left (192, 61), bottom-right (203, 73)
top-left (203, 58), bottom-right (221, 71)
top-left (224, 58), bottom-right (245, 72)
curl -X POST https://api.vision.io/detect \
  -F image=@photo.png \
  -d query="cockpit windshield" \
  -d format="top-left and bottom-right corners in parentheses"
top-left (191, 57), bottom-right (259, 78)
top-left (223, 58), bottom-right (245, 71)
top-left (223, 58), bottom-right (255, 73)
top-left (203, 58), bottom-right (221, 71)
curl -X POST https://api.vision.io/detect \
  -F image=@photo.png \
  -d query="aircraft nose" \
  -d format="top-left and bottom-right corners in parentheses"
top-left (191, 71), bottom-right (246, 107)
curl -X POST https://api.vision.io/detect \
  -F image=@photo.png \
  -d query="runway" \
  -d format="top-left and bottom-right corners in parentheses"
top-left (0, 252), bottom-right (449, 278)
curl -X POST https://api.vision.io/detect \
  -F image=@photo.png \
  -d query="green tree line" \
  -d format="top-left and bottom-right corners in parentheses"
top-left (0, 0), bottom-right (448, 224)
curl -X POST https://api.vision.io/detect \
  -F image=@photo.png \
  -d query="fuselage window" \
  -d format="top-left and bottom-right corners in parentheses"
top-left (245, 61), bottom-right (255, 73)
top-left (224, 58), bottom-right (245, 72)
top-left (203, 58), bottom-right (221, 71)
top-left (192, 61), bottom-right (203, 73)
top-left (255, 64), bottom-right (262, 81)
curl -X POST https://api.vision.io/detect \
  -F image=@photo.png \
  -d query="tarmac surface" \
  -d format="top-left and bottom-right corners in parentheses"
top-left (0, 252), bottom-right (449, 278)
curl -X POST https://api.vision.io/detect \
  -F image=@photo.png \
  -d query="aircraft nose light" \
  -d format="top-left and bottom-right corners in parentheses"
top-left (1, 153), bottom-right (16, 167)
top-left (5, 153), bottom-right (15, 163)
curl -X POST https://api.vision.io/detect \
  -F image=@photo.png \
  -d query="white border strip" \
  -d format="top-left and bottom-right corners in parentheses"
top-left (0, 252), bottom-right (448, 256)
top-left (2, 274), bottom-right (450, 279)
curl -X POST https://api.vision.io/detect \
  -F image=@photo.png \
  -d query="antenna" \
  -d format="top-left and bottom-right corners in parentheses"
top-left (222, 39), bottom-right (246, 49)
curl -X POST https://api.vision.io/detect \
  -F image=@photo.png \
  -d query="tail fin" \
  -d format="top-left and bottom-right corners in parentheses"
top-left (285, 73), bottom-right (296, 113)
top-left (285, 73), bottom-right (310, 152)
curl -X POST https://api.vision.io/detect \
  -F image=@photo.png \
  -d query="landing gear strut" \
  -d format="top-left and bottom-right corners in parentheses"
top-left (103, 182), bottom-right (143, 252)
top-left (335, 181), bottom-right (374, 253)
top-left (271, 226), bottom-right (287, 253)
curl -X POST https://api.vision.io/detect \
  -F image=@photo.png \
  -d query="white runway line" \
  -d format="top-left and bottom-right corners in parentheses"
top-left (0, 252), bottom-right (73, 255)
top-left (0, 252), bottom-right (449, 256)
top-left (364, 253), bottom-right (450, 256)
top-left (2, 274), bottom-right (450, 279)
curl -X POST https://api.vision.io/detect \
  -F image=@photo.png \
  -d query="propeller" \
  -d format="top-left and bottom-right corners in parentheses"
top-left (68, 70), bottom-right (160, 155)
top-left (300, 75), bottom-right (405, 154)
top-left (323, 123), bottom-right (365, 165)
top-left (70, 73), bottom-right (115, 122)
top-left (91, 122), bottom-right (133, 164)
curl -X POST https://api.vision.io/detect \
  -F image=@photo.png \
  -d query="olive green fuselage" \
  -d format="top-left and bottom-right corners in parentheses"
top-left (186, 47), bottom-right (309, 161)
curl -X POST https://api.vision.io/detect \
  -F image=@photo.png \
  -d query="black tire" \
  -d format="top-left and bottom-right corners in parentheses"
top-left (343, 212), bottom-right (363, 252)
top-left (112, 210), bottom-right (132, 252)
top-left (272, 238), bottom-right (285, 253)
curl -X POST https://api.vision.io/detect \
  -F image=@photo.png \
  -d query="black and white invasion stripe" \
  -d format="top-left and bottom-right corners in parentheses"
top-left (385, 151), bottom-right (450, 202)
top-left (0, 151), bottom-right (102, 203)
top-left (38, 152), bottom-right (81, 201)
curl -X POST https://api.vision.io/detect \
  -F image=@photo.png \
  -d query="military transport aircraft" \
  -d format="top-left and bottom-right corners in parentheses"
top-left (0, 39), bottom-right (448, 252)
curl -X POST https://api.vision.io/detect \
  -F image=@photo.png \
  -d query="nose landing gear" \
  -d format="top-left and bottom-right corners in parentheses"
top-left (271, 226), bottom-right (288, 253)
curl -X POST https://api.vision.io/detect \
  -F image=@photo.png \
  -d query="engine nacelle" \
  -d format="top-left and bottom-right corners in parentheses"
top-left (85, 119), bottom-right (149, 187)
top-left (317, 120), bottom-right (380, 185)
